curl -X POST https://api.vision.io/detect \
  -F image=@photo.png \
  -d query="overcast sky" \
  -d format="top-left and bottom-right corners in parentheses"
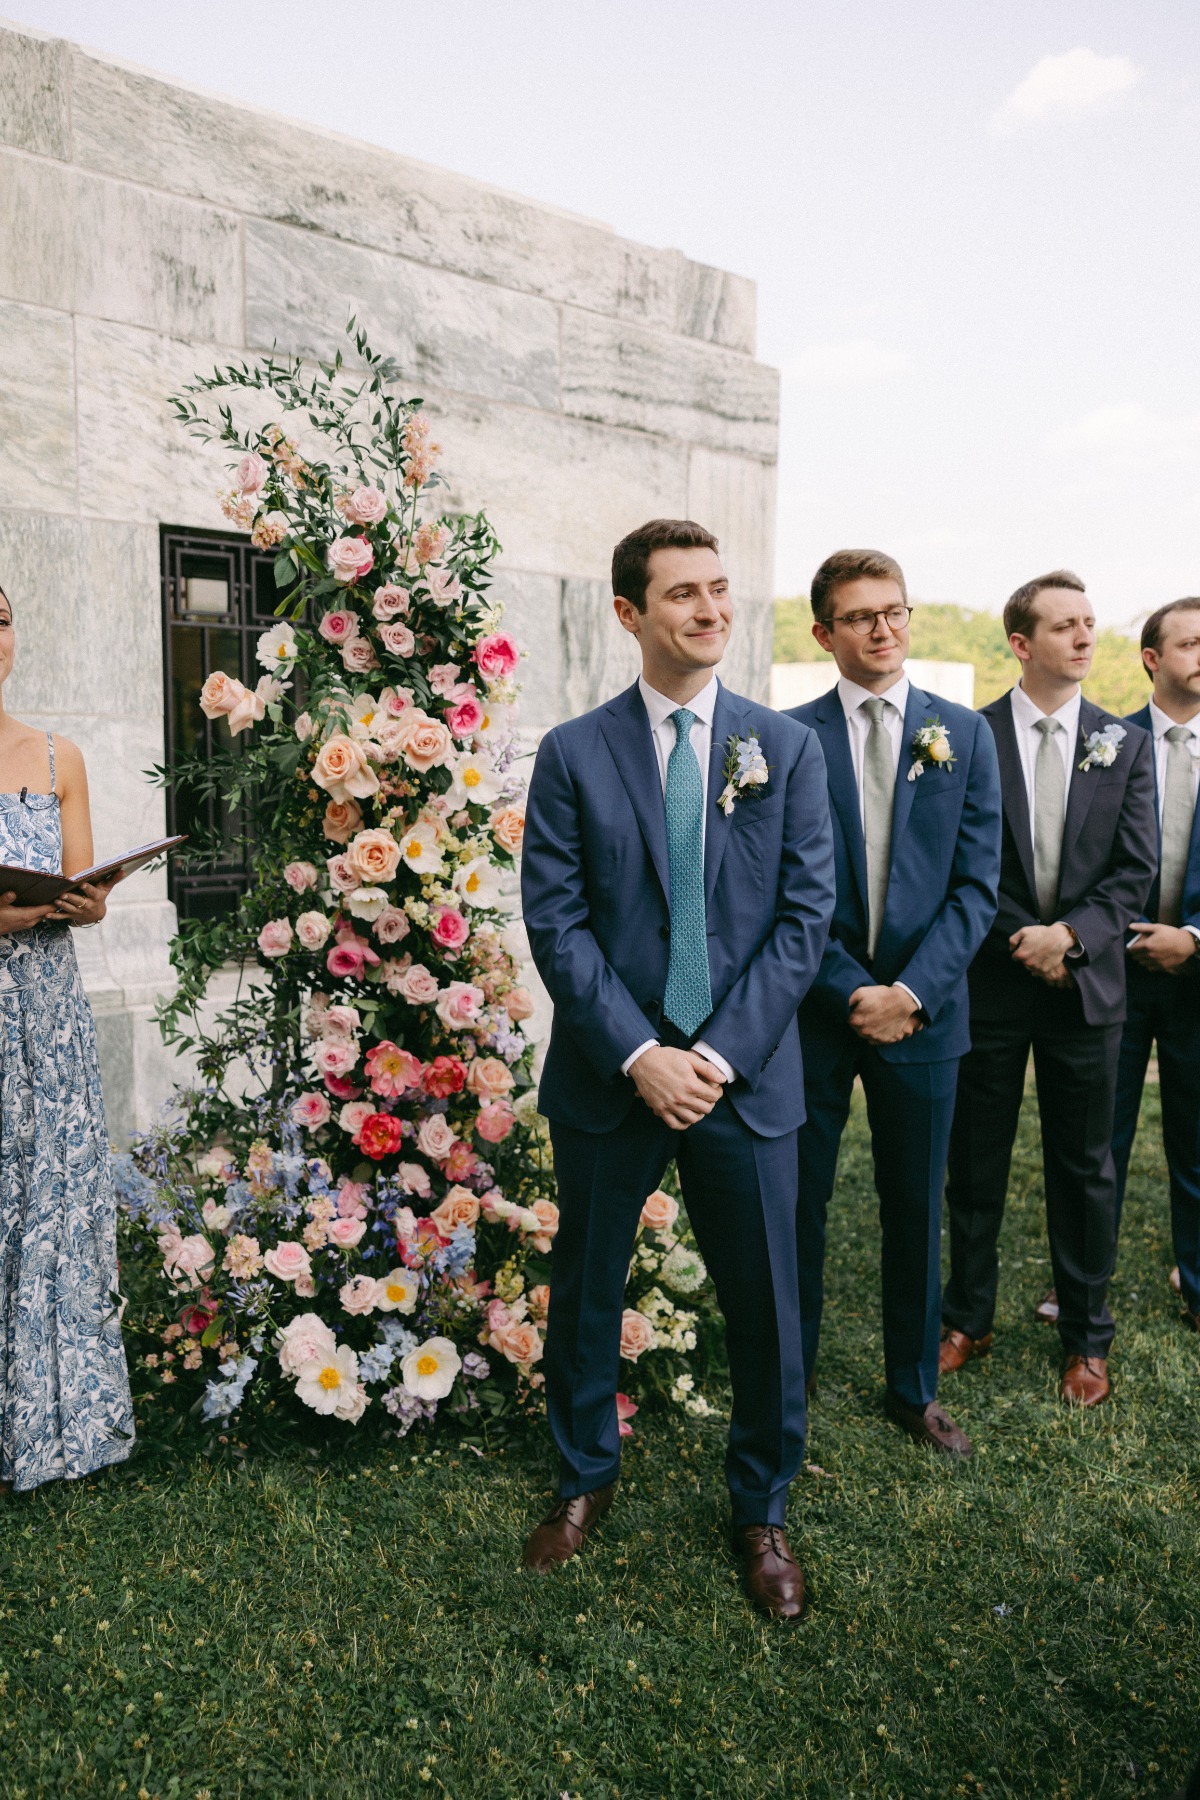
top-left (9, 0), bottom-right (1199, 625)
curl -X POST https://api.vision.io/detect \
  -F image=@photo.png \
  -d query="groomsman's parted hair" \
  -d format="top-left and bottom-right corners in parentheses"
top-left (809, 549), bottom-right (906, 625)
top-left (611, 518), bottom-right (719, 612)
top-left (1140, 597), bottom-right (1200, 674)
top-left (1003, 569), bottom-right (1086, 640)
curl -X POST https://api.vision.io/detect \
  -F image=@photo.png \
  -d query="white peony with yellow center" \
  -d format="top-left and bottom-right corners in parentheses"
top-left (454, 855), bottom-right (503, 909)
top-left (255, 622), bottom-right (298, 674)
top-left (446, 751), bottom-right (503, 809)
top-left (375, 1267), bottom-right (420, 1314)
top-left (294, 1343), bottom-right (362, 1416)
top-left (400, 1335), bottom-right (462, 1400)
top-left (398, 818), bottom-right (443, 875)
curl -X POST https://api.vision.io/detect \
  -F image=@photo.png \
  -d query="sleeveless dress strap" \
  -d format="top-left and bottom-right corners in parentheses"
top-left (46, 731), bottom-right (56, 791)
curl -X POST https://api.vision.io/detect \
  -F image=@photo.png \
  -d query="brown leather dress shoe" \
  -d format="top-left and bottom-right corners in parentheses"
top-left (1033, 1288), bottom-right (1060, 1324)
top-left (1060, 1356), bottom-right (1109, 1407)
top-left (734, 1524), bottom-right (806, 1621)
top-left (884, 1394), bottom-right (973, 1457)
top-left (1182, 1308), bottom-right (1200, 1334)
top-left (521, 1484), bottom-right (615, 1572)
top-left (939, 1327), bottom-right (993, 1374)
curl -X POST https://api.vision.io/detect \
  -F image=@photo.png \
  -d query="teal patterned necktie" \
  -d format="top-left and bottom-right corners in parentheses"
top-left (663, 708), bottom-right (713, 1038)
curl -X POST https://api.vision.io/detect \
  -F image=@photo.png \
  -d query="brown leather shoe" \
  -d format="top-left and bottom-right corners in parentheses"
top-left (1033, 1288), bottom-right (1060, 1324)
top-left (884, 1393), bottom-right (973, 1457)
top-left (1060, 1356), bottom-right (1109, 1407)
top-left (521, 1484), bottom-right (615, 1572)
top-left (939, 1327), bottom-right (993, 1374)
top-left (1181, 1308), bottom-right (1199, 1334)
top-left (734, 1524), bottom-right (806, 1621)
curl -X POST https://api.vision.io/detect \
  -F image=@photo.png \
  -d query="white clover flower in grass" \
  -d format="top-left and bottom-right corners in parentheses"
top-left (446, 751), bottom-right (504, 810)
top-left (256, 622), bottom-right (298, 675)
top-left (294, 1343), bottom-right (362, 1416)
top-left (400, 1335), bottom-right (461, 1400)
top-left (375, 1267), bottom-right (420, 1315)
top-left (454, 855), bottom-right (504, 909)
top-left (661, 1243), bottom-right (708, 1294)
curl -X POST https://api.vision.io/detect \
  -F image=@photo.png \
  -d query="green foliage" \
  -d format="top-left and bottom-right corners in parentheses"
top-left (6, 1096), bottom-right (1196, 1796)
top-left (774, 598), bottom-right (1149, 715)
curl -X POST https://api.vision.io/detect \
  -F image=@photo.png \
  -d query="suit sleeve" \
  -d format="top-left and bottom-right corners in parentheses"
top-left (892, 715), bottom-right (1002, 1021)
top-left (520, 728), bottom-right (657, 1082)
top-left (699, 728), bottom-right (836, 1086)
top-left (1061, 727), bottom-right (1159, 966)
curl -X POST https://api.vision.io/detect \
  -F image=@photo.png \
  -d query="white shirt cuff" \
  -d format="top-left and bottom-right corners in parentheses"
top-left (1185, 925), bottom-right (1200, 946)
top-left (621, 1039), bottom-right (659, 1077)
top-left (894, 981), bottom-right (924, 1016)
top-left (693, 1040), bottom-right (736, 1084)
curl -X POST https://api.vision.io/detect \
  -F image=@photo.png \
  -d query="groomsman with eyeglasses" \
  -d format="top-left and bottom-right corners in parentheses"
top-left (939, 572), bottom-right (1158, 1406)
top-left (1110, 599), bottom-right (1200, 1331)
top-left (786, 549), bottom-right (1002, 1456)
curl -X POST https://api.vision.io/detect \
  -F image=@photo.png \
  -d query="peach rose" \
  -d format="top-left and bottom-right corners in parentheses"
top-left (264, 1240), bottom-right (312, 1283)
top-left (466, 1056), bottom-right (514, 1100)
top-left (492, 1318), bottom-right (544, 1367)
top-left (416, 1114), bottom-right (459, 1163)
top-left (312, 733), bottom-right (379, 803)
top-left (346, 827), bottom-right (401, 885)
top-left (392, 708), bottom-right (454, 774)
top-left (529, 1197), bottom-right (559, 1253)
top-left (199, 671), bottom-right (265, 736)
top-left (504, 986), bottom-right (535, 1022)
top-left (527, 1283), bottom-right (550, 1320)
top-left (322, 796), bottom-right (364, 843)
top-left (640, 1189), bottom-right (679, 1233)
top-left (430, 1186), bottom-right (481, 1235)
top-left (490, 805), bottom-right (526, 856)
top-left (619, 1309), bottom-right (655, 1361)
top-left (340, 1274), bottom-right (379, 1315)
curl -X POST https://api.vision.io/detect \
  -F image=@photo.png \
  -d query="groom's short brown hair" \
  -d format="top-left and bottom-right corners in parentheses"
top-left (612, 519), bottom-right (719, 613)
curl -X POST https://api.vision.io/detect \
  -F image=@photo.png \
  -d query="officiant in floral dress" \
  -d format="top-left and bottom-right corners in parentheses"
top-left (0, 582), bottom-right (133, 1492)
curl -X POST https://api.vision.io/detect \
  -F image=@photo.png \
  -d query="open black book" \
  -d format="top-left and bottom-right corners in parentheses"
top-left (0, 835), bottom-right (187, 906)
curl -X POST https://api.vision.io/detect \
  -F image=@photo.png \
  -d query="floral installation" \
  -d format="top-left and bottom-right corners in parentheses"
top-left (717, 734), bottom-right (769, 816)
top-left (1078, 721), bottom-right (1126, 772)
top-left (907, 717), bottom-right (956, 782)
top-left (115, 322), bottom-right (718, 1444)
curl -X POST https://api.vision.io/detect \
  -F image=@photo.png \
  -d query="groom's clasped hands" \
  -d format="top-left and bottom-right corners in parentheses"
top-left (629, 1045), bottom-right (725, 1129)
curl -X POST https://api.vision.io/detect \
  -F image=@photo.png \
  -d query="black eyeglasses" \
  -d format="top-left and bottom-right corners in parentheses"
top-left (831, 604), bottom-right (913, 637)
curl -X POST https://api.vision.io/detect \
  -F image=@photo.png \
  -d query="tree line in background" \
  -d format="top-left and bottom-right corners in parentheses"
top-left (774, 597), bottom-right (1150, 715)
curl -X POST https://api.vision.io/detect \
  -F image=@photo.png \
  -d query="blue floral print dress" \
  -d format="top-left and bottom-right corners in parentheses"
top-left (0, 734), bottom-right (134, 1490)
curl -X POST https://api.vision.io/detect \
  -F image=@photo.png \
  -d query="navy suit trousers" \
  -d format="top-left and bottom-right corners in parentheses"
top-left (1111, 964), bottom-right (1200, 1315)
top-left (795, 1040), bottom-right (958, 1409)
top-left (545, 1094), bottom-right (805, 1526)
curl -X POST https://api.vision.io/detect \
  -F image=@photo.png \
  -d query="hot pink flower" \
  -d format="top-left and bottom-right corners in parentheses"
top-left (422, 1055), bottom-right (467, 1098)
top-left (326, 931), bottom-right (380, 979)
top-left (358, 1112), bottom-right (406, 1160)
top-left (284, 860), bottom-right (320, 893)
top-left (291, 1092), bottom-right (331, 1130)
top-left (257, 918), bottom-right (293, 958)
top-left (446, 694), bottom-right (486, 738)
top-left (431, 906), bottom-right (470, 950)
top-left (324, 1073), bottom-right (362, 1101)
top-left (327, 535), bottom-right (375, 585)
top-left (616, 1392), bottom-right (638, 1438)
top-left (317, 608), bottom-right (361, 645)
top-left (442, 1141), bottom-right (479, 1182)
top-left (416, 1114), bottom-right (459, 1163)
top-left (474, 632), bottom-right (520, 682)
top-left (373, 584), bottom-right (410, 620)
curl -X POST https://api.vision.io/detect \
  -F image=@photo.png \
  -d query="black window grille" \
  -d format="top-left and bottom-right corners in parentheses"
top-left (160, 526), bottom-right (299, 923)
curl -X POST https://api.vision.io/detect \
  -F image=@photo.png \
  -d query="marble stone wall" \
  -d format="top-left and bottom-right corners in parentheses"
top-left (0, 18), bottom-right (780, 1132)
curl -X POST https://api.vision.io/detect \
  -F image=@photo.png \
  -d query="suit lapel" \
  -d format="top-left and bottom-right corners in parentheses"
top-left (1061, 697), bottom-right (1104, 865)
top-left (989, 691), bottom-right (1039, 905)
top-left (886, 683), bottom-right (927, 859)
top-left (812, 689), bottom-right (869, 912)
top-left (704, 683), bottom-right (741, 904)
top-left (598, 683), bottom-right (670, 903)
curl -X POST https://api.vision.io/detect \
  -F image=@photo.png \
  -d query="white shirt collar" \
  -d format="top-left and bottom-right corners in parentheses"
top-left (1011, 681), bottom-right (1081, 735)
top-left (638, 672), bottom-right (719, 732)
top-left (1148, 698), bottom-right (1200, 743)
top-left (837, 672), bottom-right (909, 720)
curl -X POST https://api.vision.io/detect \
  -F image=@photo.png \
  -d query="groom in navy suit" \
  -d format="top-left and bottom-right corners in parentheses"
top-left (520, 518), bottom-right (835, 1619)
top-left (786, 549), bottom-right (1002, 1455)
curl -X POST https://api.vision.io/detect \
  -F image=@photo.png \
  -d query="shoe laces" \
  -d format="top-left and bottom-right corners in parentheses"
top-left (746, 1525), bottom-right (794, 1564)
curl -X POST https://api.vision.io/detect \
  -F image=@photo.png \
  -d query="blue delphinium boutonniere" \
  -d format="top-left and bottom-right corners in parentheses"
top-left (907, 717), bottom-right (956, 783)
top-left (1078, 722), bottom-right (1126, 772)
top-left (717, 734), bottom-right (769, 816)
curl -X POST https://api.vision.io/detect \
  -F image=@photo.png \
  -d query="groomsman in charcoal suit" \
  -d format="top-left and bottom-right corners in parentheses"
top-left (940, 571), bottom-right (1158, 1406)
top-left (520, 519), bottom-right (835, 1619)
top-left (1110, 599), bottom-right (1200, 1330)
top-left (787, 549), bottom-right (1002, 1456)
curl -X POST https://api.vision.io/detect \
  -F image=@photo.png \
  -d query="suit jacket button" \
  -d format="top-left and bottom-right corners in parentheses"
top-left (659, 925), bottom-right (670, 940)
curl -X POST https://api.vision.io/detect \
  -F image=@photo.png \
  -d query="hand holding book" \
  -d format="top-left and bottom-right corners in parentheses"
top-left (0, 835), bottom-right (186, 933)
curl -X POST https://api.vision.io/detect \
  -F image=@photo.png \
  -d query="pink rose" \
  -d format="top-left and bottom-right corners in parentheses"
top-left (429, 663), bottom-right (462, 697)
top-left (379, 621), bottom-right (415, 657)
top-left (326, 854), bottom-right (358, 896)
top-left (314, 1039), bottom-right (359, 1078)
top-left (466, 1056), bottom-right (514, 1099)
top-left (373, 584), bottom-right (410, 620)
top-left (295, 911), bottom-right (332, 951)
top-left (504, 985), bottom-right (535, 1021)
top-left (476, 1100), bottom-right (516, 1144)
top-left (431, 906), bottom-right (470, 951)
top-left (322, 797), bottom-right (364, 843)
top-left (342, 635), bottom-right (380, 674)
top-left (395, 1162), bottom-right (433, 1199)
top-left (264, 1240), bottom-right (312, 1283)
top-left (235, 451), bottom-right (269, 494)
top-left (336, 1178), bottom-right (370, 1218)
top-left (327, 933), bottom-right (381, 979)
top-left (340, 1274), bottom-right (379, 1315)
top-left (327, 1215), bottom-right (367, 1250)
top-left (397, 963), bottom-right (440, 1005)
top-left (640, 1189), bottom-right (679, 1233)
top-left (342, 484), bottom-right (387, 525)
top-left (290, 1092), bottom-right (331, 1130)
top-left (446, 694), bottom-right (486, 739)
top-left (435, 980), bottom-right (485, 1029)
top-left (416, 1114), bottom-right (459, 1163)
top-left (322, 1004), bottom-right (362, 1041)
top-left (474, 632), bottom-right (520, 682)
top-left (374, 905), bottom-right (410, 944)
top-left (163, 1233), bottom-right (215, 1291)
top-left (326, 536), bottom-right (375, 585)
top-left (425, 564), bottom-right (463, 605)
top-left (383, 687), bottom-right (415, 715)
top-left (346, 827), bottom-right (401, 886)
top-left (619, 1309), bottom-right (655, 1361)
top-left (339, 1100), bottom-right (375, 1138)
top-left (199, 672), bottom-right (265, 736)
top-left (284, 861), bottom-right (319, 893)
top-left (317, 608), bottom-right (361, 645)
top-left (294, 1273), bottom-right (316, 1297)
top-left (258, 918), bottom-right (293, 958)
top-left (311, 734), bottom-right (379, 803)
top-left (277, 1310), bottom-right (336, 1375)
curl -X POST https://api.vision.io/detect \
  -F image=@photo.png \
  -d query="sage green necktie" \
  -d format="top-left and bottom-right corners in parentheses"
top-left (861, 697), bottom-right (894, 958)
top-left (1158, 725), bottom-right (1196, 925)
top-left (1032, 716), bottom-right (1066, 922)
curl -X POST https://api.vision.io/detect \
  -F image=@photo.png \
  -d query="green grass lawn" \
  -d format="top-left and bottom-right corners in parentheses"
top-left (4, 1090), bottom-right (1198, 1799)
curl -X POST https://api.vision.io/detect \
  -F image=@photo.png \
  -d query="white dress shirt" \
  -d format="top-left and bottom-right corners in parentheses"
top-left (1009, 681), bottom-right (1081, 820)
top-left (622, 673), bottom-right (735, 1085)
top-left (1148, 699), bottom-right (1200, 941)
top-left (835, 673), bottom-right (922, 1013)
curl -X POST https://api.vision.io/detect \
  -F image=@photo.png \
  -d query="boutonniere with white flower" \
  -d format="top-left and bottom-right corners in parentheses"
top-left (1078, 722), bottom-right (1126, 772)
top-left (717, 734), bottom-right (769, 816)
top-left (907, 717), bottom-right (955, 783)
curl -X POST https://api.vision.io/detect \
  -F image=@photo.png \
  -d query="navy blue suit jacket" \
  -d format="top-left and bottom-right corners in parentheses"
top-left (786, 683), bottom-right (1002, 1063)
top-left (1125, 703), bottom-right (1200, 933)
top-left (522, 678), bottom-right (836, 1137)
